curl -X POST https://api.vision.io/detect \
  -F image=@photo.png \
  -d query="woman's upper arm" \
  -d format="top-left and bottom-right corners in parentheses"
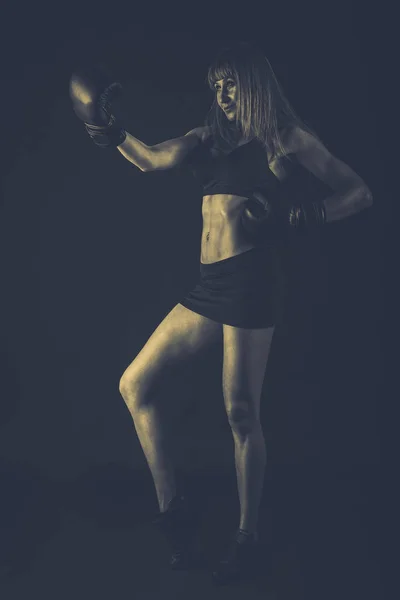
top-left (150, 126), bottom-right (210, 170)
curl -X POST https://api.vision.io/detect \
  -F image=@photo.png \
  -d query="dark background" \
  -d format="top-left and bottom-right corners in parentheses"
top-left (0, 1), bottom-right (391, 598)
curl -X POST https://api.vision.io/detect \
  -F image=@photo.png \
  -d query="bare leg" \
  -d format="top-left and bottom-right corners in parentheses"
top-left (232, 421), bottom-right (267, 536)
top-left (121, 388), bottom-right (177, 512)
top-left (119, 303), bottom-right (222, 513)
top-left (222, 324), bottom-right (275, 537)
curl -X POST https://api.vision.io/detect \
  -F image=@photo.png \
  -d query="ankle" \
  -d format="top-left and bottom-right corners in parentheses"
top-left (159, 493), bottom-right (185, 513)
top-left (238, 528), bottom-right (258, 542)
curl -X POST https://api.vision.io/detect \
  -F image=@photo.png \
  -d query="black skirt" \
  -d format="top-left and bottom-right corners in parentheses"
top-left (179, 246), bottom-right (288, 329)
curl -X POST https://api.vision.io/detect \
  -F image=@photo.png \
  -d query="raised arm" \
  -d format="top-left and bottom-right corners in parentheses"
top-left (69, 66), bottom-right (208, 172)
top-left (117, 127), bottom-right (206, 172)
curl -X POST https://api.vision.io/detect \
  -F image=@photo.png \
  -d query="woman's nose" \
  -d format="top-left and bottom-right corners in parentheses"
top-left (220, 89), bottom-right (229, 102)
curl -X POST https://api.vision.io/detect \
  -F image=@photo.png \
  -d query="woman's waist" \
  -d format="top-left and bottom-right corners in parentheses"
top-left (200, 215), bottom-right (251, 260)
top-left (200, 242), bottom-right (256, 265)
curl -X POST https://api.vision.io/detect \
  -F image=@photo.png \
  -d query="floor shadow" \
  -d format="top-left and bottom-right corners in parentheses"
top-left (59, 462), bottom-right (382, 598)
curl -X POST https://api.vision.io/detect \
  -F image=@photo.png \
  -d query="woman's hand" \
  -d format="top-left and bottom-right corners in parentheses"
top-left (241, 190), bottom-right (275, 239)
top-left (69, 65), bottom-right (126, 148)
top-left (241, 188), bottom-right (327, 242)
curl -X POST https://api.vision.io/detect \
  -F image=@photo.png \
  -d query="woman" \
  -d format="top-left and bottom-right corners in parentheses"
top-left (70, 43), bottom-right (372, 584)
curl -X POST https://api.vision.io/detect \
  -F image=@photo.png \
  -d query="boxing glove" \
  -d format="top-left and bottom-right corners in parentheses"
top-left (69, 66), bottom-right (126, 148)
top-left (241, 190), bottom-right (276, 240)
top-left (241, 189), bottom-right (326, 241)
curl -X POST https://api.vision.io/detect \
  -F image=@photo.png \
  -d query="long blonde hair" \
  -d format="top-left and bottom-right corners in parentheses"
top-left (205, 42), bottom-right (321, 160)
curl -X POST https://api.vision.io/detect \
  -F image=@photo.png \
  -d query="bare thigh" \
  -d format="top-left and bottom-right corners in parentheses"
top-left (119, 303), bottom-right (222, 408)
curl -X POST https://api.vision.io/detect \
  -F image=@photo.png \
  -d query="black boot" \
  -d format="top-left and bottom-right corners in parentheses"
top-left (152, 494), bottom-right (201, 570)
top-left (211, 528), bottom-right (260, 585)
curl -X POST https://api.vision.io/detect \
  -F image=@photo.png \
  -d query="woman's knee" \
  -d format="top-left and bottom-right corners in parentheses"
top-left (119, 368), bottom-right (149, 412)
top-left (224, 388), bottom-right (261, 433)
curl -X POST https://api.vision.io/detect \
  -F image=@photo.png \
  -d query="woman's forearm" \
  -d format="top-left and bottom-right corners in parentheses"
top-left (322, 185), bottom-right (373, 223)
top-left (117, 132), bottom-right (156, 171)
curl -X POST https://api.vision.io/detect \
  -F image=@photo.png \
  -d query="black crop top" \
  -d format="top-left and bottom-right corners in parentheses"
top-left (186, 136), bottom-right (281, 199)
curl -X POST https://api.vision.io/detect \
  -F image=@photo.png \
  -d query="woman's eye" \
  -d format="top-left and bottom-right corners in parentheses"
top-left (214, 81), bottom-right (235, 92)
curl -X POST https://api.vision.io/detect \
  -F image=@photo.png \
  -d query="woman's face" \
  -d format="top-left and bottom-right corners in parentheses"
top-left (214, 77), bottom-right (237, 121)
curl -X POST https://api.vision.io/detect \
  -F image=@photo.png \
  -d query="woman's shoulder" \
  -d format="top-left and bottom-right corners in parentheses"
top-left (277, 124), bottom-right (298, 152)
top-left (179, 127), bottom-right (213, 169)
top-left (279, 123), bottom-right (321, 155)
top-left (189, 126), bottom-right (213, 144)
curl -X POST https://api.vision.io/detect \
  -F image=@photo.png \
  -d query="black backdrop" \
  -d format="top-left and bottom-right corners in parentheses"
top-left (0, 1), bottom-right (391, 592)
